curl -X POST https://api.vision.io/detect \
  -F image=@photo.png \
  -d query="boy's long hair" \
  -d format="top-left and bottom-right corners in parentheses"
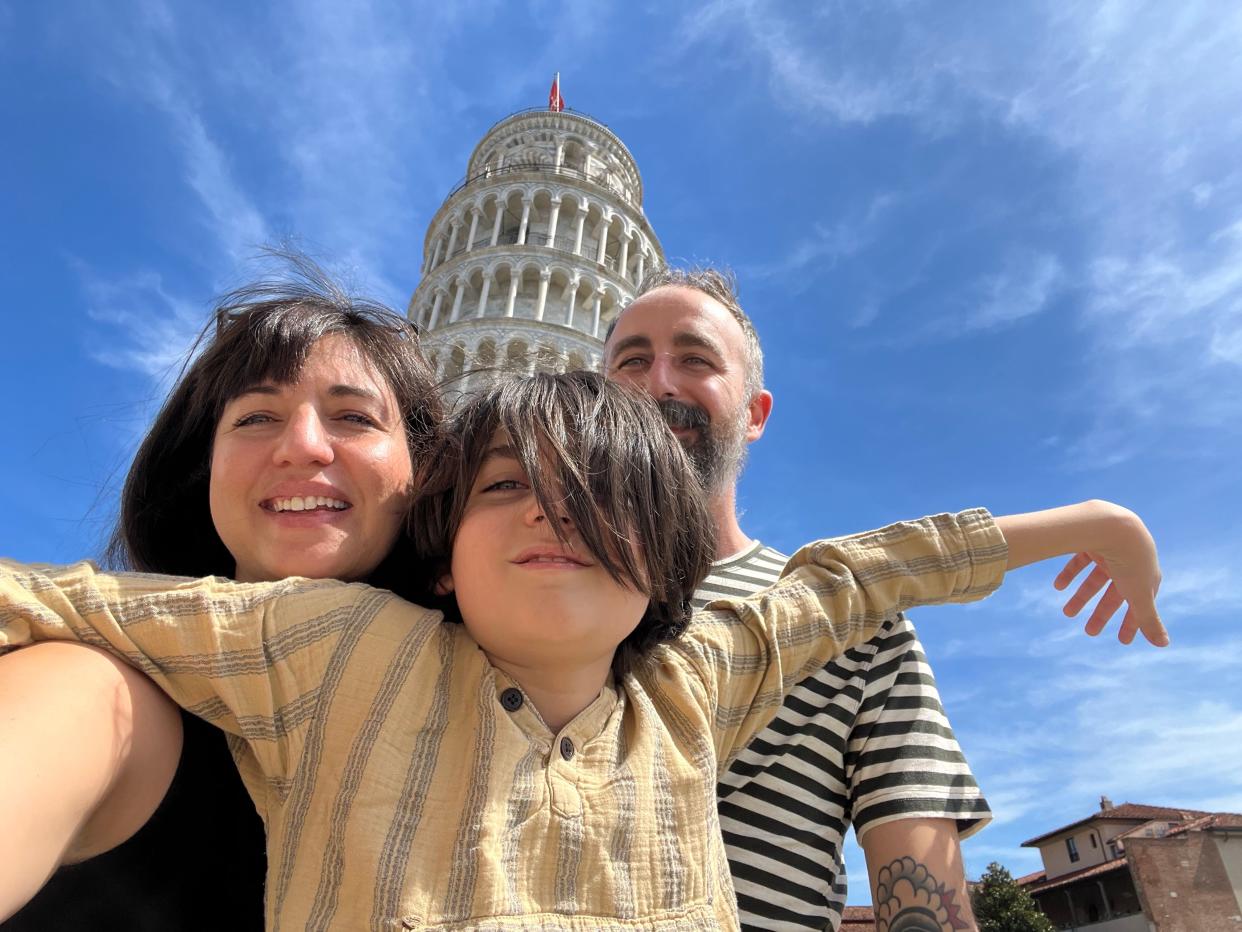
top-left (409, 371), bottom-right (717, 668)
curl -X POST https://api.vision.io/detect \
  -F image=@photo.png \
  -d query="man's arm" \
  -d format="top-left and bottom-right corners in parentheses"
top-left (862, 819), bottom-right (975, 931)
top-left (0, 642), bottom-right (183, 921)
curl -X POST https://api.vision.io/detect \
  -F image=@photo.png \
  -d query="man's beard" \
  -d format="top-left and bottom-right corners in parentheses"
top-left (657, 399), bottom-right (749, 493)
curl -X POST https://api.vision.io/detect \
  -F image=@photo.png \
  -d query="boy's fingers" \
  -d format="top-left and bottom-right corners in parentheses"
top-left (1142, 610), bottom-right (1170, 648)
top-left (1084, 584), bottom-right (1124, 636)
top-left (1063, 565), bottom-right (1110, 616)
top-left (1117, 607), bottom-right (1138, 645)
top-left (1053, 553), bottom-right (1092, 591)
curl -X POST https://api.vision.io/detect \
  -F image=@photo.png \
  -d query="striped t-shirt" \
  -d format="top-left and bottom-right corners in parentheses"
top-left (699, 544), bottom-right (992, 931)
top-left (2, 511), bottom-right (1006, 931)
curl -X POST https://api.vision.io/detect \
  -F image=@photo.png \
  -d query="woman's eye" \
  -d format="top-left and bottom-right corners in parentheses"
top-left (233, 412), bottom-right (275, 427)
top-left (340, 412), bottom-right (380, 427)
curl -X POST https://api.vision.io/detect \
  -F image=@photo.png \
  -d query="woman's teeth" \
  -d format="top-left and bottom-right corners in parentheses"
top-left (269, 496), bottom-right (349, 513)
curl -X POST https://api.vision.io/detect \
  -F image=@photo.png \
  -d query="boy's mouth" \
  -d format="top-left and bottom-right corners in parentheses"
top-left (511, 548), bottom-right (592, 568)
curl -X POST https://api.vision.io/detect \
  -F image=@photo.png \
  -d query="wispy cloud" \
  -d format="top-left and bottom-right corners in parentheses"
top-left (94, 0), bottom-right (271, 263)
top-left (968, 251), bottom-right (1064, 330)
top-left (682, 0), bottom-right (1242, 464)
top-left (741, 193), bottom-right (898, 288)
top-left (675, 0), bottom-right (973, 129)
top-left (78, 265), bottom-right (205, 379)
top-left (949, 624), bottom-right (1242, 874)
top-left (57, 0), bottom-right (498, 374)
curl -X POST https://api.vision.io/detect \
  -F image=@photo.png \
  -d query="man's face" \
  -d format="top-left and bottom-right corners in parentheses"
top-left (604, 286), bottom-right (772, 493)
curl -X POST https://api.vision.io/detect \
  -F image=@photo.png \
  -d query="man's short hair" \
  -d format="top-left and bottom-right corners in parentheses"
top-left (609, 266), bottom-right (765, 401)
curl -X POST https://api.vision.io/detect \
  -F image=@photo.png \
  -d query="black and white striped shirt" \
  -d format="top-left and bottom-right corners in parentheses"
top-left (698, 542), bottom-right (991, 931)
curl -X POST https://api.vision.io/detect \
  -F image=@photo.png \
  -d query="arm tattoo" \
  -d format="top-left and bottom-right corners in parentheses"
top-left (875, 856), bottom-right (971, 931)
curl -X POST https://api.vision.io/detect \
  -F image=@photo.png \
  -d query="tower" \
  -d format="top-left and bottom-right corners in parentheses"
top-left (407, 102), bottom-right (665, 389)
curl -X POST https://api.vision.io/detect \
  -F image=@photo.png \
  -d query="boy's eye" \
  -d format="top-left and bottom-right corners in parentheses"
top-left (482, 478), bottom-right (526, 493)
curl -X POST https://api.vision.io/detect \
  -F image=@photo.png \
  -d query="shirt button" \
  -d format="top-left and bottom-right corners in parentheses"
top-left (560, 736), bottom-right (575, 761)
top-left (499, 688), bottom-right (523, 712)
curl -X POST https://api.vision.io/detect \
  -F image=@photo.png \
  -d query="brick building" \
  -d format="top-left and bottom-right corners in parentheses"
top-left (1016, 797), bottom-right (1242, 930)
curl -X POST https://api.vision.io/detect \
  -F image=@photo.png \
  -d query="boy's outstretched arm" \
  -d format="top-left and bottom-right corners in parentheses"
top-left (996, 499), bottom-right (1166, 646)
top-left (701, 501), bottom-right (1166, 769)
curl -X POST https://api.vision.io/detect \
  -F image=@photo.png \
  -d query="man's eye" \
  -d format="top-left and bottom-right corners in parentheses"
top-left (615, 356), bottom-right (648, 369)
top-left (683, 356), bottom-right (712, 367)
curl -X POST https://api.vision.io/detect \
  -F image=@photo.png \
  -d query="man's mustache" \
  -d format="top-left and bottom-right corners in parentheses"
top-left (658, 399), bottom-right (710, 432)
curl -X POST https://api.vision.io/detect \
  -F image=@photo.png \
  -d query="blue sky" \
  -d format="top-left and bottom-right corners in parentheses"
top-left (3, 0), bottom-right (1240, 899)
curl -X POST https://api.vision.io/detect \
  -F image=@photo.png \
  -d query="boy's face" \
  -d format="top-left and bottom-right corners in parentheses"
top-left (441, 432), bottom-right (650, 672)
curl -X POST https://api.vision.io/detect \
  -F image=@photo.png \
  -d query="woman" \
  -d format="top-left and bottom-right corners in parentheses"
top-left (1, 260), bottom-right (441, 930)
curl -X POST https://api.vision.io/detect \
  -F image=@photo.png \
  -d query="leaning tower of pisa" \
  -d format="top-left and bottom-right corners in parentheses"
top-left (407, 103), bottom-right (665, 388)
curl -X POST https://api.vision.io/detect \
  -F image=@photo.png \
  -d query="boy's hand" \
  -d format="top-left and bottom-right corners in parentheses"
top-left (1052, 509), bottom-right (1166, 646)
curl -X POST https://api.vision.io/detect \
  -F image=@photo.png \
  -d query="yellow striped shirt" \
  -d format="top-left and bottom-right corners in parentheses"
top-left (0, 509), bottom-right (1005, 931)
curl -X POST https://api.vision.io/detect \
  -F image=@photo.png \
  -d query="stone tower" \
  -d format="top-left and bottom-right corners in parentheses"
top-left (407, 104), bottom-right (665, 389)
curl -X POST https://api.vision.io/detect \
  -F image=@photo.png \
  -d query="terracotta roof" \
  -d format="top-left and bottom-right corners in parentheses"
top-left (1024, 858), bottom-right (1130, 895)
top-left (1162, 811), bottom-right (1242, 838)
top-left (840, 906), bottom-right (877, 930)
top-left (1015, 869), bottom-right (1047, 886)
top-left (1020, 802), bottom-right (1211, 847)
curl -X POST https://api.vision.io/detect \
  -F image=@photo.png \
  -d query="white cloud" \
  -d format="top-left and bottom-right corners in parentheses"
top-left (78, 265), bottom-right (205, 379)
top-left (969, 252), bottom-right (1064, 330)
top-left (742, 193), bottom-right (898, 286)
top-left (682, 0), bottom-right (1242, 462)
top-left (99, 0), bottom-right (271, 262)
top-left (675, 0), bottom-right (973, 128)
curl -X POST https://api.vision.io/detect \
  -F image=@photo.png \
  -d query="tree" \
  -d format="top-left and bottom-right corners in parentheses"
top-left (971, 862), bottom-right (1055, 932)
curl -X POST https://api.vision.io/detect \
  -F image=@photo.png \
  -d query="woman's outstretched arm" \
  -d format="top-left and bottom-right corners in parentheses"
top-left (0, 642), bottom-right (182, 921)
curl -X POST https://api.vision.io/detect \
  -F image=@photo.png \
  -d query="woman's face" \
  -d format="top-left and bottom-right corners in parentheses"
top-left (209, 334), bottom-right (414, 583)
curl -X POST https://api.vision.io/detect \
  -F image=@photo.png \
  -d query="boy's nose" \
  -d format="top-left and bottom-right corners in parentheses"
top-left (524, 494), bottom-right (573, 528)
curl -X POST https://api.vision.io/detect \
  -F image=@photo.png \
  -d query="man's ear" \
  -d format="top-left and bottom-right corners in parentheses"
top-left (745, 390), bottom-right (774, 443)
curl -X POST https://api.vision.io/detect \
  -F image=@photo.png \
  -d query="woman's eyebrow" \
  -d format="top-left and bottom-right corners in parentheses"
top-left (327, 384), bottom-right (383, 401)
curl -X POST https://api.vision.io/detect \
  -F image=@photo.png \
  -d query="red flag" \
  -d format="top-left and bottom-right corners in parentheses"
top-left (548, 73), bottom-right (565, 112)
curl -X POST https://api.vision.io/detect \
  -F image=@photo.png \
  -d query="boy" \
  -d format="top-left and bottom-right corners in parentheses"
top-left (0, 372), bottom-right (1163, 930)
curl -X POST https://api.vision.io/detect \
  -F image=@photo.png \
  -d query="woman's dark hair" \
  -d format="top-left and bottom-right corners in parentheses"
top-left (106, 255), bottom-right (442, 599)
top-left (409, 370), bottom-right (716, 670)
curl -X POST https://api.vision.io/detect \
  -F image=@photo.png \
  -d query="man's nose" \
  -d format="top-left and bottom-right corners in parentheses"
top-left (645, 355), bottom-right (678, 399)
top-left (273, 408), bottom-right (335, 466)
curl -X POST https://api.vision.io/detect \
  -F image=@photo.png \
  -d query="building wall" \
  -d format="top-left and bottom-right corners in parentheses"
top-left (1127, 833), bottom-right (1242, 931)
top-left (1214, 834), bottom-right (1242, 903)
top-left (1083, 915), bottom-right (1149, 932)
top-left (1040, 826), bottom-right (1119, 879)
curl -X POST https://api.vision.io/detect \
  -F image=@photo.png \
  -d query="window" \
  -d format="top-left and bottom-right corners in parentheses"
top-left (1090, 834), bottom-right (1098, 848)
top-left (1066, 837), bottom-right (1080, 863)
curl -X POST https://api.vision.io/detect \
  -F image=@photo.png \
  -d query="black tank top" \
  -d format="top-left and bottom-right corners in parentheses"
top-left (3, 711), bottom-right (266, 931)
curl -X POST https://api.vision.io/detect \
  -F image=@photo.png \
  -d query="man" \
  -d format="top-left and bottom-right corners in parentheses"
top-left (604, 267), bottom-right (989, 931)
